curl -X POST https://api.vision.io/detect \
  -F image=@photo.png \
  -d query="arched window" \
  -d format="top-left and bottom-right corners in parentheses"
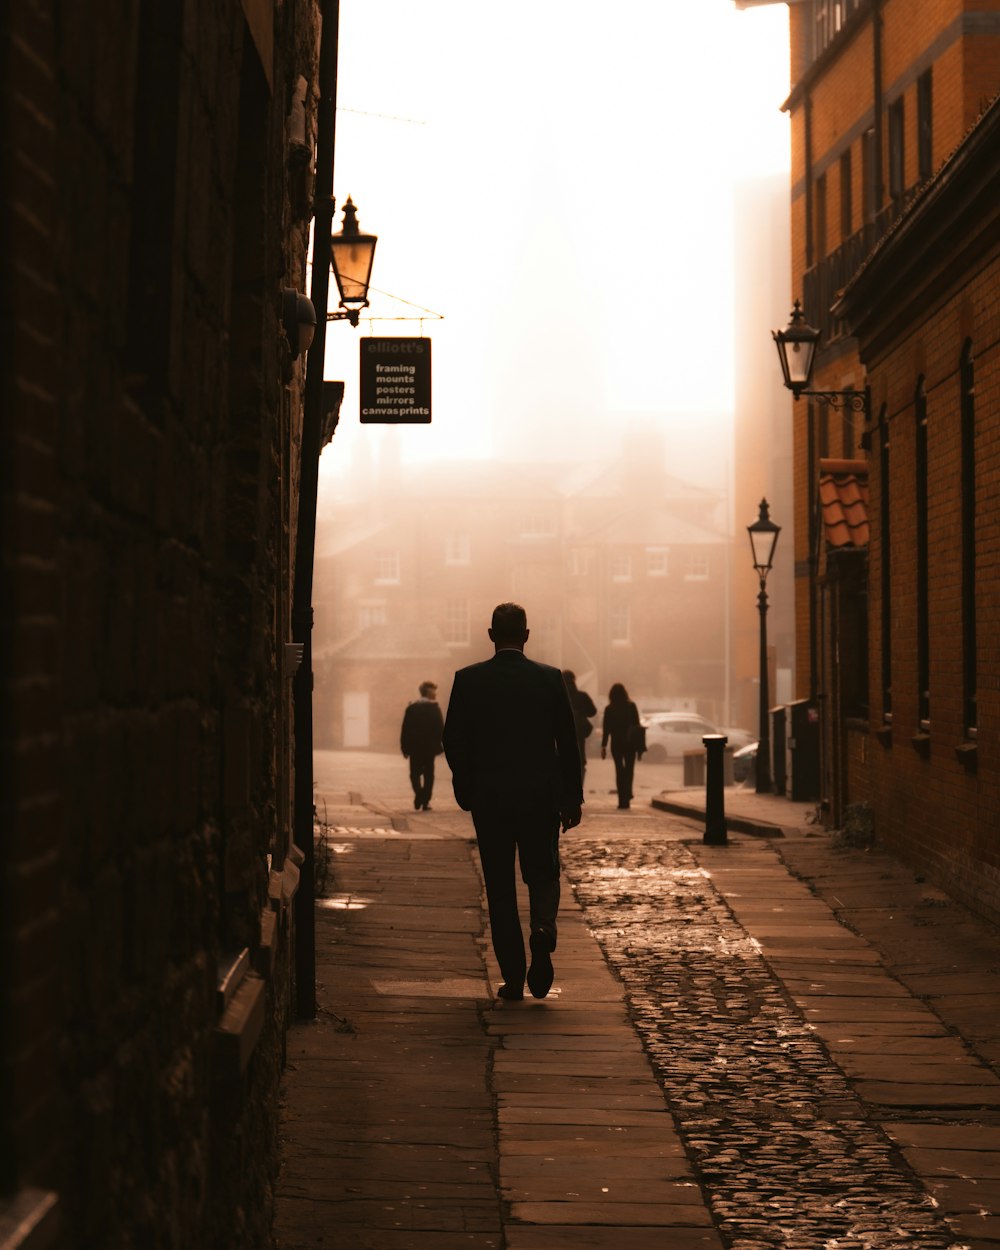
top-left (960, 342), bottom-right (977, 737)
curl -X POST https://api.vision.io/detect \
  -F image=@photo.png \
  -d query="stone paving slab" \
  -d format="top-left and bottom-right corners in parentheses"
top-left (498, 1106), bottom-right (678, 1127)
top-left (854, 1081), bottom-right (1000, 1107)
top-left (502, 1176), bottom-right (702, 1204)
top-left (901, 1147), bottom-right (1000, 1178)
top-left (923, 1177), bottom-right (1000, 1212)
top-left (501, 1156), bottom-right (691, 1180)
top-left (499, 1094), bottom-right (668, 1112)
top-left (886, 1123), bottom-right (1000, 1149)
top-left (838, 1058), bottom-right (995, 1083)
top-left (510, 1200), bottom-right (712, 1225)
top-left (504, 1226), bottom-right (726, 1249)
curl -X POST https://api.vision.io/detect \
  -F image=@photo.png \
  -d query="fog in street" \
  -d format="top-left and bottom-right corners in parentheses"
top-left (313, 1), bottom-right (793, 751)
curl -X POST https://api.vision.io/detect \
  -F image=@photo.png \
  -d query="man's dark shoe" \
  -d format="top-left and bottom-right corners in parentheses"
top-left (422, 804), bottom-right (432, 811)
top-left (527, 930), bottom-right (554, 999)
top-left (413, 796), bottom-right (421, 810)
top-left (497, 983), bottom-right (524, 1001)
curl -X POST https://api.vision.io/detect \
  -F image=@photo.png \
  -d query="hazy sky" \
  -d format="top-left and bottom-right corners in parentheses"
top-left (319, 1), bottom-right (790, 480)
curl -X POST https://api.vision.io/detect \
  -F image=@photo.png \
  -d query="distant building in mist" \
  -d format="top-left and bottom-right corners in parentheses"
top-left (313, 434), bottom-right (739, 750)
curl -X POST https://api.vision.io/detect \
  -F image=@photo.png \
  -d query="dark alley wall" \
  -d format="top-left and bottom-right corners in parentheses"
top-left (2, 2), bottom-right (318, 1245)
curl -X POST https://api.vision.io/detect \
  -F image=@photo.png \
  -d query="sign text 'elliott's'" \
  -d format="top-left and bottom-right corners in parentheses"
top-left (360, 337), bottom-right (431, 424)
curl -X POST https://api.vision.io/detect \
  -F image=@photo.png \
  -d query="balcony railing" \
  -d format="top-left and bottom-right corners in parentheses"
top-left (803, 190), bottom-right (920, 346)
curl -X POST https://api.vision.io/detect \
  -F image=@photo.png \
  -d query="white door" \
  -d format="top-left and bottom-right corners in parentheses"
top-left (343, 692), bottom-right (370, 747)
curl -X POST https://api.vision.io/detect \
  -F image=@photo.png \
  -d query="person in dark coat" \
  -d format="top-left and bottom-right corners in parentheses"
top-left (443, 603), bottom-right (583, 1001)
top-left (601, 682), bottom-right (641, 809)
top-left (400, 680), bottom-right (444, 811)
top-left (562, 670), bottom-right (597, 780)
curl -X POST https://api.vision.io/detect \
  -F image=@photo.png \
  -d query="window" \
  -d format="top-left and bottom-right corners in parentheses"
top-left (861, 127), bottom-right (878, 222)
top-left (814, 172), bottom-right (827, 261)
top-left (445, 598), bottom-right (470, 647)
top-left (568, 548), bottom-right (591, 576)
top-left (610, 604), bottom-right (630, 645)
top-left (646, 547), bottom-right (669, 577)
top-left (917, 69), bottom-right (933, 182)
top-left (684, 552), bottom-right (709, 581)
top-left (888, 97), bottom-right (905, 203)
top-left (961, 342), bottom-right (977, 737)
top-left (521, 510), bottom-right (554, 536)
top-left (359, 604), bottom-right (386, 631)
top-left (879, 411), bottom-right (892, 722)
top-left (915, 381), bottom-right (929, 729)
top-left (374, 550), bottom-right (400, 583)
top-left (445, 532), bottom-right (470, 565)
top-left (610, 551), bottom-right (631, 581)
top-left (810, 0), bottom-right (861, 61)
top-left (839, 148), bottom-right (852, 238)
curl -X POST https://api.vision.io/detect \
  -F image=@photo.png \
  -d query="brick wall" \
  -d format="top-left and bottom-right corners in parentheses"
top-left (2, 1), bottom-right (320, 1245)
top-left (784, 0), bottom-right (1000, 860)
top-left (863, 256), bottom-right (1000, 926)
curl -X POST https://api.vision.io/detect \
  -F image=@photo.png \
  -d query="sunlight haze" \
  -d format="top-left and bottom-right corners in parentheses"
top-left (320, 1), bottom-right (790, 480)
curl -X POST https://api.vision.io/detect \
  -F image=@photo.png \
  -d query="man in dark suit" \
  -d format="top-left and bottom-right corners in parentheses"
top-left (400, 680), bottom-right (444, 811)
top-left (443, 603), bottom-right (582, 1001)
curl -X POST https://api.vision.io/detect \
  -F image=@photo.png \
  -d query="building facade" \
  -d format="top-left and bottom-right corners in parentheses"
top-left (2, 2), bottom-right (324, 1244)
top-left (778, 0), bottom-right (1000, 919)
top-left (313, 443), bottom-right (735, 752)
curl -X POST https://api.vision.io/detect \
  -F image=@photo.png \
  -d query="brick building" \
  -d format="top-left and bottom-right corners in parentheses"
top-left (2, 2), bottom-right (324, 1245)
top-left (774, 0), bottom-right (1000, 919)
top-left (313, 438), bottom-right (734, 752)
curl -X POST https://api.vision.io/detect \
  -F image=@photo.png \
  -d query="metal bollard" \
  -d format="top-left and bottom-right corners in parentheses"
top-left (703, 734), bottom-right (728, 846)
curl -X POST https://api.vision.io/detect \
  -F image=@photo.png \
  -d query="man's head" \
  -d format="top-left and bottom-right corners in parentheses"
top-left (488, 602), bottom-right (529, 651)
top-left (419, 681), bottom-right (438, 699)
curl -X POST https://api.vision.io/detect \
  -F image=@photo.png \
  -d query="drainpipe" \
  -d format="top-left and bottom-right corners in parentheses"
top-left (293, 0), bottom-right (340, 1020)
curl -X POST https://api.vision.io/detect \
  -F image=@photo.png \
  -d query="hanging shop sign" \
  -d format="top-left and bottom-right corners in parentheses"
top-left (359, 337), bottom-right (431, 423)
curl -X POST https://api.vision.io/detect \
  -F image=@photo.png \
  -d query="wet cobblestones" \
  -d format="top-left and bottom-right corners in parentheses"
top-left (565, 838), bottom-right (965, 1250)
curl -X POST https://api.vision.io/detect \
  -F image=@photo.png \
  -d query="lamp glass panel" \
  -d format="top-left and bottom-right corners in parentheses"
top-left (784, 337), bottom-right (815, 387)
top-left (332, 238), bottom-right (376, 306)
top-left (749, 526), bottom-right (779, 573)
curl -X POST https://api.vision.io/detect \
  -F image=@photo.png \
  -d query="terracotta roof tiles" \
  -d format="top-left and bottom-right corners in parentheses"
top-left (818, 458), bottom-right (869, 549)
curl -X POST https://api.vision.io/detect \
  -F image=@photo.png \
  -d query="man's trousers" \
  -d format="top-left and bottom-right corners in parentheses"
top-left (471, 806), bottom-right (560, 989)
top-left (408, 752), bottom-right (436, 808)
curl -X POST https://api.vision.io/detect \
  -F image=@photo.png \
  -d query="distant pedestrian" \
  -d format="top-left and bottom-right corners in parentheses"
top-left (601, 682), bottom-right (641, 809)
top-left (443, 603), bottom-right (582, 1001)
top-left (562, 671), bottom-right (597, 779)
top-left (400, 681), bottom-right (444, 811)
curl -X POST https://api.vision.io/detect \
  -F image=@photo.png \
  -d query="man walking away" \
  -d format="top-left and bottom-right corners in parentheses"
top-left (443, 603), bottom-right (583, 1001)
top-left (400, 680), bottom-right (444, 811)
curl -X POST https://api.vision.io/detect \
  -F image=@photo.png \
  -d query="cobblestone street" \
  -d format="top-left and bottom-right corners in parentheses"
top-left (275, 752), bottom-right (1000, 1249)
top-left (566, 834), bottom-right (970, 1250)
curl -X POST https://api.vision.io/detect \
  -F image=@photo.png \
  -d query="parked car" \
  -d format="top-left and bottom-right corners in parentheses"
top-left (640, 713), bottom-right (755, 763)
top-left (732, 740), bottom-right (759, 783)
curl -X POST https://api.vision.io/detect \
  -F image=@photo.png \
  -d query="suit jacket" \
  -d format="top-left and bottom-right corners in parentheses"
top-left (400, 698), bottom-right (444, 757)
top-left (443, 650), bottom-right (583, 814)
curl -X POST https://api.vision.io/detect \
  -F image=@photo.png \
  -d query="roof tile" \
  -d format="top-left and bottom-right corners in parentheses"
top-left (818, 458), bottom-right (869, 549)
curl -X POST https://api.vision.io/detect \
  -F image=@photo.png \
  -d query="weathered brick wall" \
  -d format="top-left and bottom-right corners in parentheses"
top-left (1, 0), bottom-right (66, 1212)
top-left (864, 254), bottom-right (1000, 926)
top-left (2, 1), bottom-right (320, 1245)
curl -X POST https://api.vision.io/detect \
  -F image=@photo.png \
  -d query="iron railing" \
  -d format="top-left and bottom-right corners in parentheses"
top-left (802, 191), bottom-right (920, 345)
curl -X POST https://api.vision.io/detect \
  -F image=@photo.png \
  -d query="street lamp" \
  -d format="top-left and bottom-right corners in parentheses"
top-left (772, 301), bottom-right (869, 415)
top-left (328, 196), bottom-right (377, 326)
top-left (747, 499), bottom-right (781, 794)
